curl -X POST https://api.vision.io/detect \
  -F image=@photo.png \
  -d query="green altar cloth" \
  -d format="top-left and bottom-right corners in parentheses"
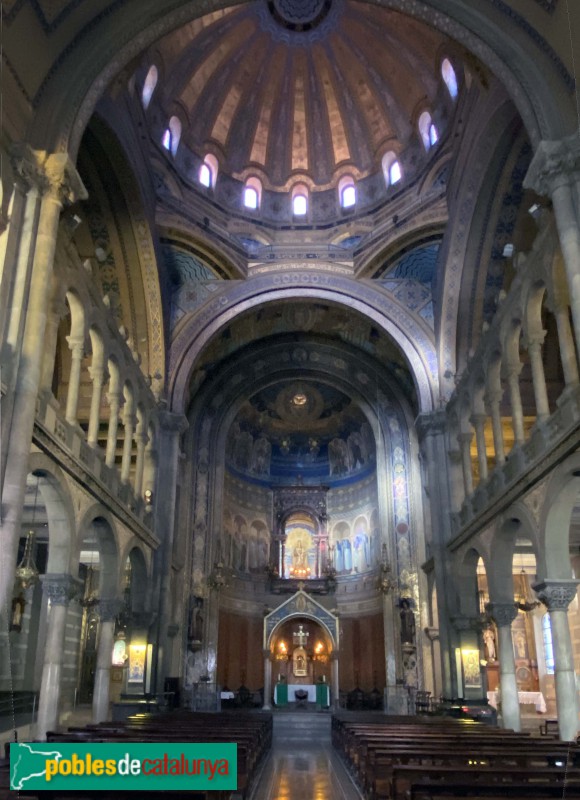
top-left (316, 683), bottom-right (330, 708)
top-left (275, 682), bottom-right (288, 706)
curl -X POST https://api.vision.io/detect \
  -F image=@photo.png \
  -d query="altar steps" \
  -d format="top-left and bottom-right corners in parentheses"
top-left (272, 711), bottom-right (331, 744)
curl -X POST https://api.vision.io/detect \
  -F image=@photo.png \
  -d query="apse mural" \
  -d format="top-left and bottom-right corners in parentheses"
top-left (225, 381), bottom-right (376, 483)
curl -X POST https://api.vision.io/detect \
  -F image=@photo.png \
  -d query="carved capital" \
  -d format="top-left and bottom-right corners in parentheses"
top-left (533, 580), bottom-right (579, 611)
top-left (42, 573), bottom-right (82, 605)
top-left (457, 431), bottom-right (473, 447)
top-left (524, 135), bottom-right (580, 196)
top-left (43, 153), bottom-right (87, 205)
top-left (416, 411), bottom-right (447, 441)
top-left (450, 614), bottom-right (481, 632)
top-left (97, 598), bottom-right (123, 622)
top-left (158, 410), bottom-right (189, 436)
top-left (10, 144), bottom-right (49, 194)
top-left (469, 413), bottom-right (487, 429)
top-left (487, 602), bottom-right (518, 627)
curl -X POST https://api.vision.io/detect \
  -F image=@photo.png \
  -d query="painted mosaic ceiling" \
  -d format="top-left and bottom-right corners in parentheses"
top-left (153, 0), bottom-right (451, 190)
top-left (227, 379), bottom-right (376, 484)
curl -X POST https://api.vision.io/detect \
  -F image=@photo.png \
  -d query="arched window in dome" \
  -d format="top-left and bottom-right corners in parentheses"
top-left (382, 151), bottom-right (402, 188)
top-left (419, 111), bottom-right (438, 150)
top-left (243, 177), bottom-right (262, 210)
top-left (199, 153), bottom-right (218, 188)
top-left (141, 65), bottom-right (158, 110)
top-left (162, 116), bottom-right (181, 156)
top-left (292, 184), bottom-right (309, 216)
top-left (338, 175), bottom-right (356, 209)
top-left (441, 58), bottom-right (458, 99)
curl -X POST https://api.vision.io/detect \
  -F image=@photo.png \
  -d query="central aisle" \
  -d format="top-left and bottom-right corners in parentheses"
top-left (250, 712), bottom-right (363, 800)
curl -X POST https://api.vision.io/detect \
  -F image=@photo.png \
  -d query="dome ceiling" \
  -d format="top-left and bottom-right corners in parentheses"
top-left (155, 0), bottom-right (451, 190)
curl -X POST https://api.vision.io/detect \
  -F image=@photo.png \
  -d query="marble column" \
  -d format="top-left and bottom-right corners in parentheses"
top-left (105, 377), bottom-right (122, 469)
top-left (458, 431), bottom-right (474, 497)
top-left (534, 580), bottom-right (579, 741)
top-left (524, 136), bottom-right (580, 362)
top-left (121, 406), bottom-right (136, 485)
top-left (0, 152), bottom-right (86, 619)
top-left (470, 414), bottom-right (488, 482)
top-left (506, 366), bottom-right (525, 445)
top-left (553, 302), bottom-right (579, 388)
top-left (65, 336), bottom-right (85, 425)
top-left (416, 412), bottom-right (455, 699)
top-left (39, 298), bottom-right (65, 394)
top-left (526, 338), bottom-right (550, 423)
top-left (150, 411), bottom-right (188, 691)
top-left (87, 360), bottom-right (108, 448)
top-left (36, 574), bottom-right (80, 740)
top-left (0, 152), bottom-right (41, 361)
top-left (331, 651), bottom-right (340, 709)
top-left (93, 598), bottom-right (122, 724)
top-left (485, 390), bottom-right (505, 466)
top-left (133, 419), bottom-right (148, 498)
top-left (487, 603), bottom-right (520, 732)
top-left (263, 650), bottom-right (272, 710)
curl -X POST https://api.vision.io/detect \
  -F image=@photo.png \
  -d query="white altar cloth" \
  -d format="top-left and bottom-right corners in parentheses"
top-left (487, 690), bottom-right (546, 713)
top-left (274, 684), bottom-right (317, 703)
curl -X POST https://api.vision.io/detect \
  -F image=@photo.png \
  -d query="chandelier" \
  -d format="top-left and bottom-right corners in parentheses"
top-left (11, 477), bottom-right (42, 632)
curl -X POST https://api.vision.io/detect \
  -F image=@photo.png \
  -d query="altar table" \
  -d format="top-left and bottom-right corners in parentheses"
top-left (275, 684), bottom-right (318, 704)
top-left (487, 690), bottom-right (547, 713)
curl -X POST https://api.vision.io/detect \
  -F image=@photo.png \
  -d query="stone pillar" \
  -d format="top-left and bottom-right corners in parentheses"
top-left (36, 574), bottom-right (80, 740)
top-left (487, 603), bottom-right (520, 732)
top-left (458, 431), bottom-right (474, 497)
top-left (526, 338), bottom-right (550, 423)
top-left (534, 580), bottom-right (580, 741)
top-left (0, 153), bottom-right (86, 619)
top-left (150, 411), bottom-right (188, 691)
top-left (524, 136), bottom-right (580, 362)
top-left (92, 598), bottom-right (121, 724)
top-left (470, 414), bottom-right (488, 482)
top-left (485, 391), bottom-right (505, 466)
top-left (416, 412), bottom-right (455, 699)
top-left (331, 651), bottom-right (340, 709)
top-left (121, 405), bottom-right (135, 485)
top-left (263, 650), bottom-right (272, 710)
top-left (105, 376), bottom-right (122, 469)
top-left (87, 360), bottom-right (108, 448)
top-left (39, 299), bottom-right (65, 394)
top-left (506, 366), bottom-right (525, 445)
top-left (65, 336), bottom-right (84, 425)
top-left (133, 419), bottom-right (148, 497)
top-left (0, 152), bottom-right (42, 361)
top-left (553, 303), bottom-right (579, 388)
top-left (142, 430), bottom-right (157, 501)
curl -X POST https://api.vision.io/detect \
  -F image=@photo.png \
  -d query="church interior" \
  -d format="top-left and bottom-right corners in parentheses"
top-left (1, 0), bottom-right (580, 796)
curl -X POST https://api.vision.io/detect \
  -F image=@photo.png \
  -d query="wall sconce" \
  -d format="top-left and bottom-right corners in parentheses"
top-left (144, 489), bottom-right (153, 511)
top-left (378, 544), bottom-right (396, 595)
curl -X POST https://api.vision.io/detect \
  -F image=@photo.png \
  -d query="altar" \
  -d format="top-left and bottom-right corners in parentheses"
top-left (487, 690), bottom-right (547, 713)
top-left (274, 683), bottom-right (330, 706)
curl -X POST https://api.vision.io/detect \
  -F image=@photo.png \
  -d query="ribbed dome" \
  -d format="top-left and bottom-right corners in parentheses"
top-left (155, 0), bottom-right (451, 191)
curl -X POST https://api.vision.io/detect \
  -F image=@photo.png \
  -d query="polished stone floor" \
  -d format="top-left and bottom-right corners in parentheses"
top-left (250, 712), bottom-right (363, 800)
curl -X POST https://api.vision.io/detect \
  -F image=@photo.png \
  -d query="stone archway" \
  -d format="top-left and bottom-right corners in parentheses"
top-left (263, 591), bottom-right (339, 709)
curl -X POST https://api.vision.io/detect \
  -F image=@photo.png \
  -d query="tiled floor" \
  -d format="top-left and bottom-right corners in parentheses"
top-left (251, 742), bottom-right (363, 800)
top-left (250, 712), bottom-right (363, 800)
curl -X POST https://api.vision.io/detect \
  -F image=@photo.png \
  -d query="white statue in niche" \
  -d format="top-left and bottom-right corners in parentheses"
top-left (483, 627), bottom-right (496, 661)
